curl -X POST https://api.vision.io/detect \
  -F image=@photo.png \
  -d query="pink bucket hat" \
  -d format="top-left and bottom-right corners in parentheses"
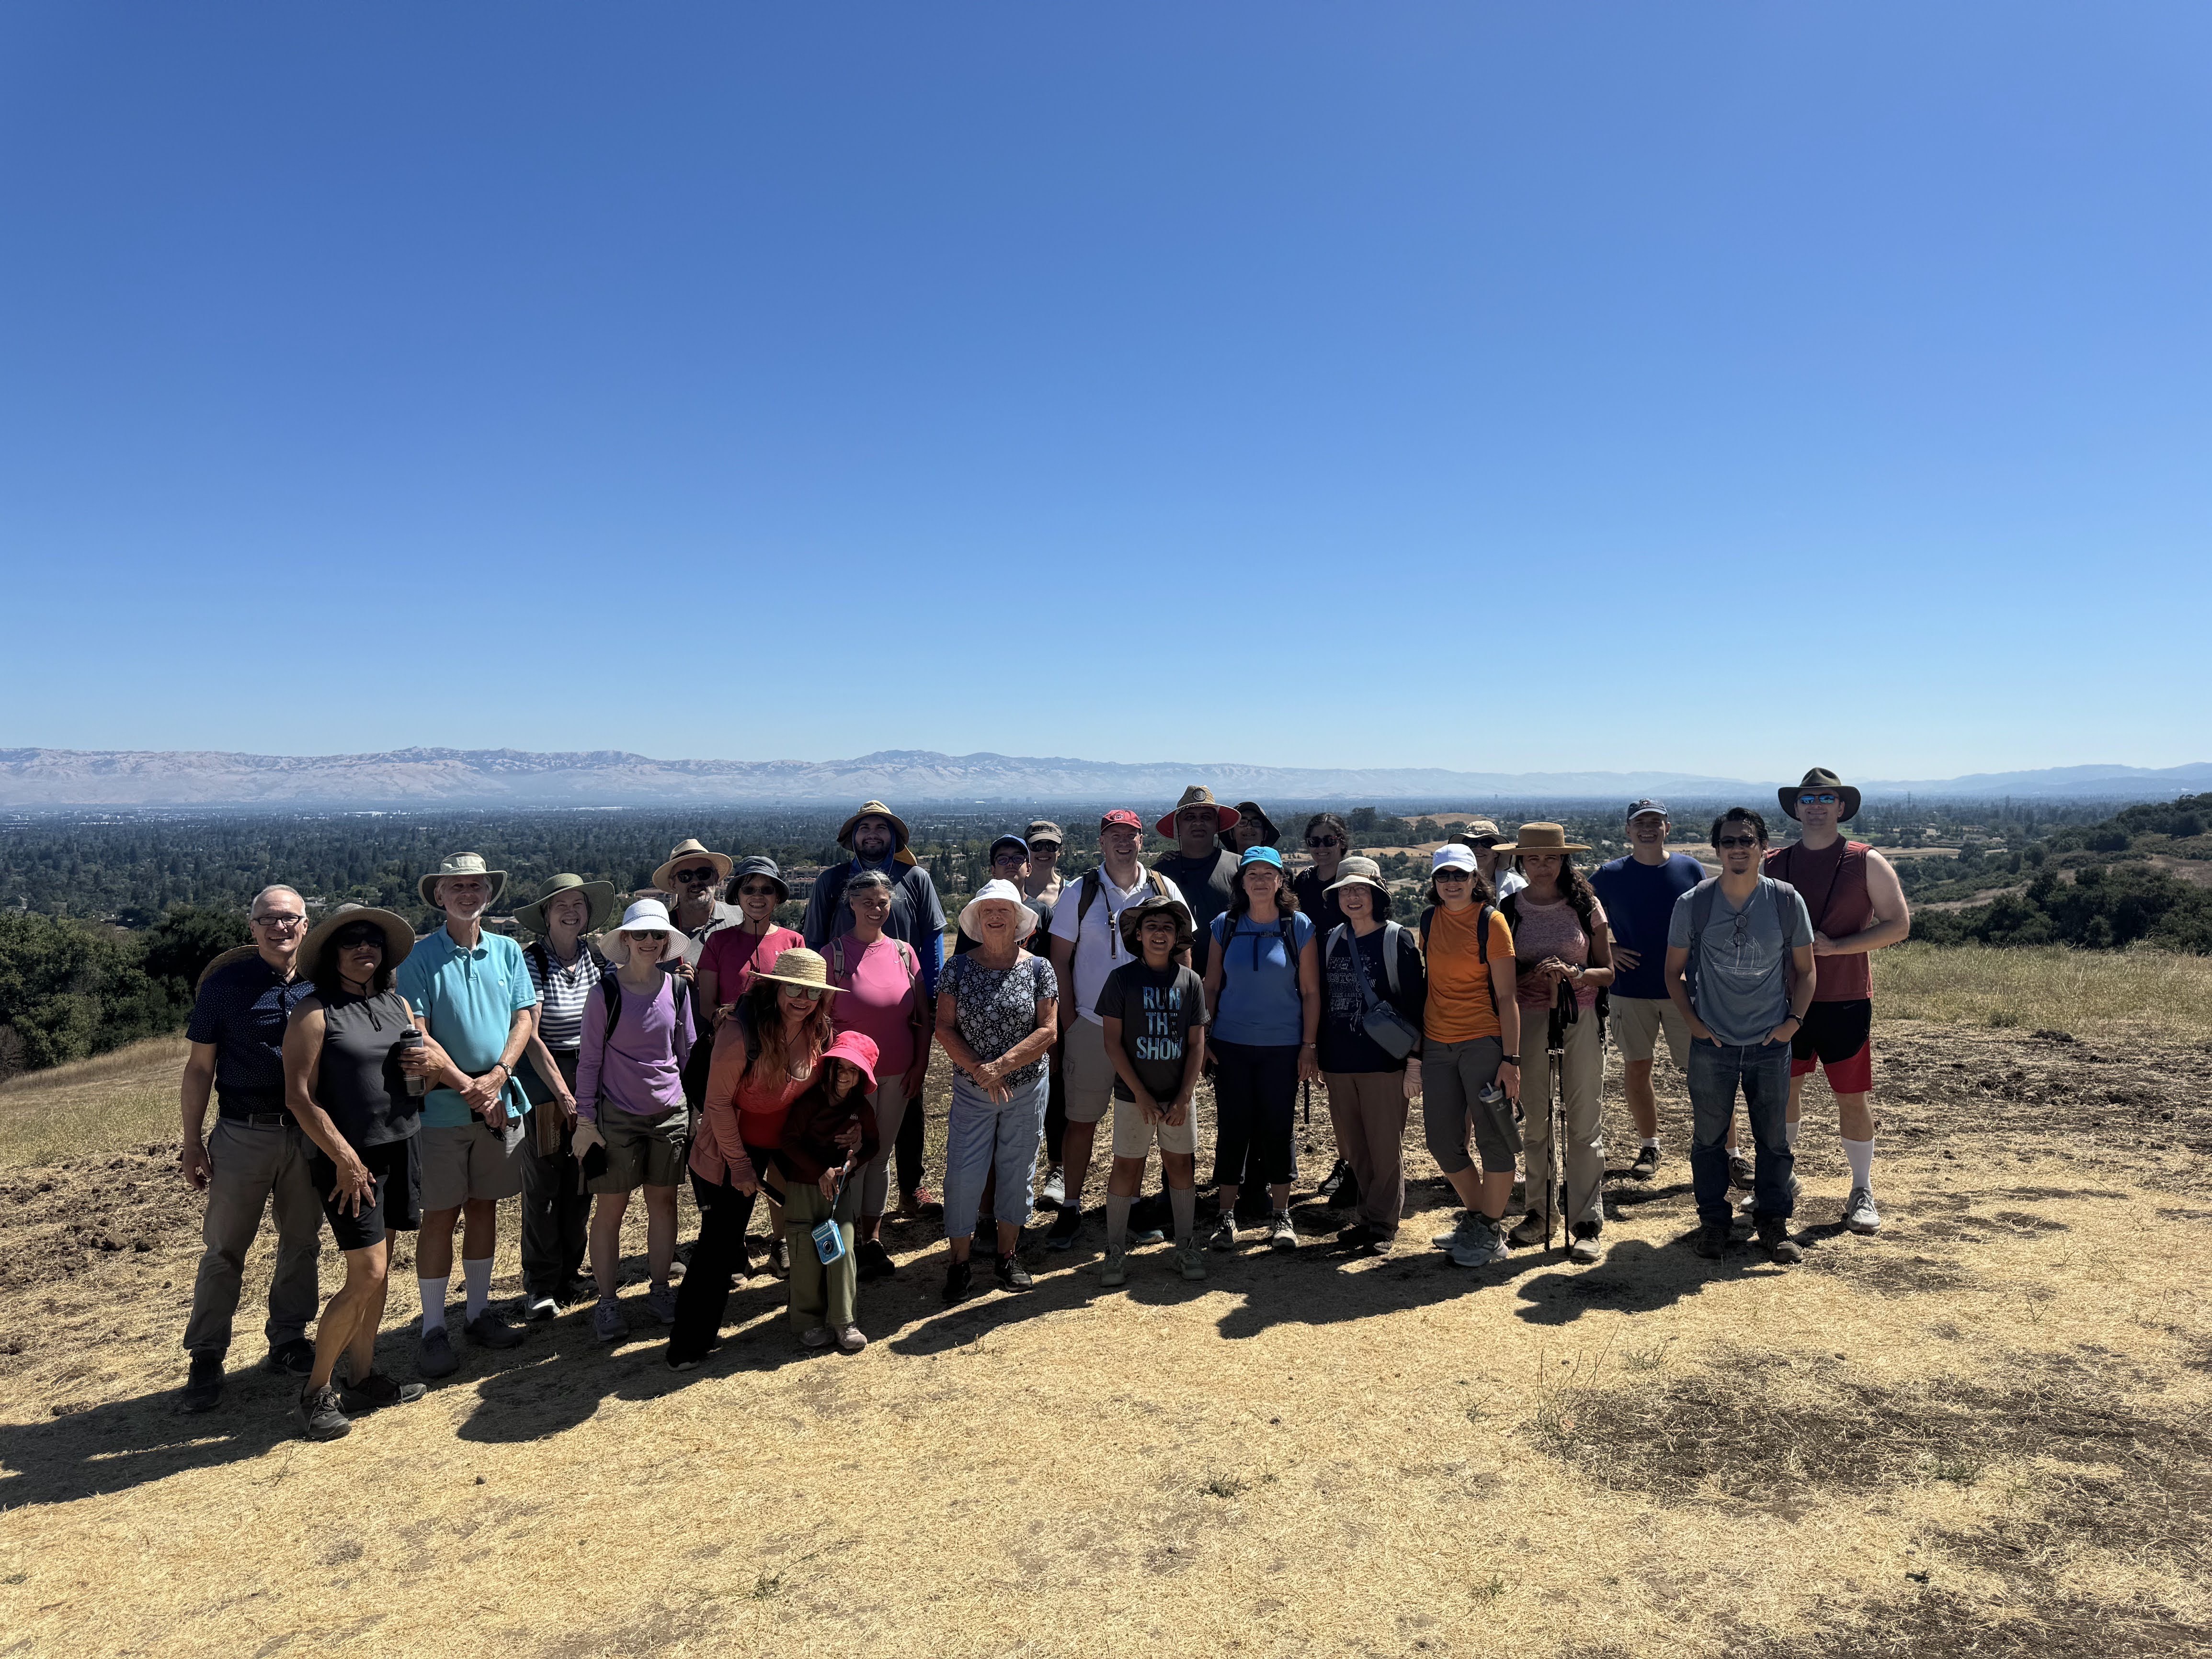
top-left (821, 1029), bottom-right (880, 1092)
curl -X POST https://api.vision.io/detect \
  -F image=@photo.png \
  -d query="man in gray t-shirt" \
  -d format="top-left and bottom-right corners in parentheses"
top-left (1665, 807), bottom-right (1817, 1262)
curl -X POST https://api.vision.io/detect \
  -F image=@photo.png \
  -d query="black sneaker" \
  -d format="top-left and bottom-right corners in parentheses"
top-left (1629, 1145), bottom-right (1661, 1180)
top-left (297, 1383), bottom-right (352, 1442)
top-left (1318, 1158), bottom-right (1358, 1207)
top-left (263, 1337), bottom-right (316, 1377)
top-left (994, 1253), bottom-right (1033, 1292)
top-left (1128, 1193), bottom-right (1169, 1245)
top-left (1756, 1219), bottom-right (1804, 1264)
top-left (338, 1372), bottom-right (427, 1413)
top-left (1045, 1206), bottom-right (1083, 1250)
top-left (855, 1239), bottom-right (897, 1282)
top-left (178, 1351), bottom-right (224, 1414)
top-left (1691, 1223), bottom-right (1731, 1259)
top-left (1335, 1221), bottom-right (1382, 1248)
top-left (942, 1259), bottom-right (974, 1303)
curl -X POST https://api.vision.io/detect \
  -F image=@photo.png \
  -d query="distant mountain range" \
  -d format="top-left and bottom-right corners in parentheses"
top-left (3, 747), bottom-right (2208, 810)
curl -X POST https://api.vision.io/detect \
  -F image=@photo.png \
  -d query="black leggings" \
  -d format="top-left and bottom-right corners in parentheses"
top-left (668, 1153), bottom-right (778, 1362)
top-left (1208, 1040), bottom-right (1300, 1190)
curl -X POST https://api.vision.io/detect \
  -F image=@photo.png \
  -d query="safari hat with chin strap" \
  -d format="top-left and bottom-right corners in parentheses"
top-left (1780, 768), bottom-right (1862, 823)
top-left (1492, 823), bottom-right (1590, 856)
top-left (513, 873), bottom-right (617, 938)
top-left (418, 852), bottom-right (507, 909)
top-left (652, 839), bottom-right (734, 894)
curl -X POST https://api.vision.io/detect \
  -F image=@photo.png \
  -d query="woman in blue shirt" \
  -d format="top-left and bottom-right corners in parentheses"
top-left (1200, 847), bottom-right (1320, 1253)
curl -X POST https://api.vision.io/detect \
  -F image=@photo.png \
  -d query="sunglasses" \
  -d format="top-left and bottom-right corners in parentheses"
top-left (1305, 835), bottom-right (1341, 849)
top-left (625, 930), bottom-right (670, 942)
top-left (674, 867), bottom-right (720, 884)
top-left (333, 928), bottom-right (384, 950)
top-left (1797, 793), bottom-right (1839, 806)
top-left (1433, 868), bottom-right (1473, 882)
top-left (991, 852), bottom-right (1027, 866)
top-left (1716, 835), bottom-right (1761, 849)
top-left (782, 985), bottom-right (826, 1001)
top-left (737, 883), bottom-right (782, 898)
top-left (1028, 842), bottom-right (1060, 855)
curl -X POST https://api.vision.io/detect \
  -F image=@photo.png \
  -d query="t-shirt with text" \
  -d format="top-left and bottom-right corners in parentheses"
top-left (1097, 960), bottom-right (1208, 1102)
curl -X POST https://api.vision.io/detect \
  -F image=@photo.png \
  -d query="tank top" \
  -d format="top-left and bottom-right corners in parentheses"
top-left (1765, 839), bottom-right (1873, 1002)
top-left (316, 989), bottom-right (422, 1148)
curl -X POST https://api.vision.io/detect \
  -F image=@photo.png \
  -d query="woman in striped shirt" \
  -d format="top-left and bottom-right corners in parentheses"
top-left (516, 874), bottom-right (615, 1321)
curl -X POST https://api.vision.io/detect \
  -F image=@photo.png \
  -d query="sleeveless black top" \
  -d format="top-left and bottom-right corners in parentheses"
top-left (316, 988), bottom-right (422, 1148)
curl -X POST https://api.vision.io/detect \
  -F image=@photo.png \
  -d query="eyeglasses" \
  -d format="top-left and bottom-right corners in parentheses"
top-left (1305, 835), bottom-right (1341, 849)
top-left (1716, 835), bottom-right (1760, 849)
top-left (252, 913), bottom-right (306, 930)
top-left (737, 883), bottom-right (781, 898)
top-left (992, 852), bottom-right (1028, 866)
top-left (1797, 793), bottom-right (1838, 806)
top-left (673, 867), bottom-right (719, 884)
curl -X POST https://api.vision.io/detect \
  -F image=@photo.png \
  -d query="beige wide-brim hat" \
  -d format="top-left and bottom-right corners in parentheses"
top-left (752, 947), bottom-right (845, 994)
top-left (513, 874), bottom-right (617, 938)
top-left (835, 802), bottom-right (920, 868)
top-left (1156, 785), bottom-right (1241, 839)
top-left (1492, 823), bottom-right (1590, 855)
top-left (300, 904), bottom-right (417, 978)
top-left (1324, 854), bottom-right (1391, 899)
top-left (596, 898), bottom-right (686, 965)
top-left (651, 839), bottom-right (735, 893)
top-left (958, 879), bottom-right (1040, 943)
top-left (1779, 768), bottom-right (1862, 822)
top-left (418, 852), bottom-right (507, 909)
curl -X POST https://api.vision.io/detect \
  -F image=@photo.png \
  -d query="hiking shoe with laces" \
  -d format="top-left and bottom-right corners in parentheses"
top-left (1268, 1212), bottom-right (1298, 1252)
top-left (524, 1292), bottom-right (559, 1323)
top-left (1099, 1248), bottom-right (1129, 1287)
top-left (1318, 1158), bottom-right (1357, 1207)
top-left (1844, 1186), bottom-right (1882, 1234)
top-left (1507, 1211), bottom-right (1550, 1249)
top-left (1173, 1243), bottom-right (1209, 1280)
top-left (264, 1337), bottom-right (316, 1377)
top-left (994, 1253), bottom-right (1033, 1291)
top-left (592, 1299), bottom-right (626, 1344)
top-left (179, 1351), bottom-right (224, 1414)
top-left (1208, 1215), bottom-right (1239, 1252)
top-left (943, 1258), bottom-right (974, 1301)
top-left (646, 1281), bottom-right (679, 1326)
top-left (1045, 1207), bottom-right (1083, 1250)
top-left (1040, 1165), bottom-right (1066, 1211)
top-left (799, 1325), bottom-right (832, 1350)
top-left (837, 1324), bottom-right (868, 1353)
top-left (1728, 1151), bottom-right (1755, 1191)
top-left (297, 1383), bottom-right (352, 1442)
top-left (1432, 1211), bottom-right (1481, 1249)
top-left (856, 1239), bottom-right (897, 1282)
top-left (1629, 1145), bottom-right (1661, 1181)
top-left (1567, 1223), bottom-right (1603, 1266)
top-left (1757, 1219), bottom-right (1804, 1263)
top-left (1691, 1224), bottom-right (1731, 1259)
top-left (416, 1325), bottom-right (459, 1378)
top-left (1447, 1217), bottom-right (1509, 1269)
top-left (1336, 1221), bottom-right (1382, 1248)
top-left (338, 1372), bottom-right (426, 1413)
top-left (465, 1310), bottom-right (525, 1350)
top-left (769, 1237), bottom-right (791, 1274)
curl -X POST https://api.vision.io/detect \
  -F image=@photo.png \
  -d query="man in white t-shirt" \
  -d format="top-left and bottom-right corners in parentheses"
top-left (1044, 809), bottom-right (1186, 1250)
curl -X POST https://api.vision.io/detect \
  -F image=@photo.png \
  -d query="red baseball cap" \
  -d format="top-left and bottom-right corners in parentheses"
top-left (1100, 809), bottom-right (1143, 832)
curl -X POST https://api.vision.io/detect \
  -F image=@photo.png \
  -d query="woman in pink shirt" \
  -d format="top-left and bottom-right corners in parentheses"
top-left (696, 856), bottom-right (804, 1028)
top-left (825, 869), bottom-right (933, 1282)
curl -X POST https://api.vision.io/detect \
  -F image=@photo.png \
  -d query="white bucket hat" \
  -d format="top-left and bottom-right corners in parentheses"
top-left (958, 878), bottom-right (1038, 942)
top-left (599, 898), bottom-right (684, 965)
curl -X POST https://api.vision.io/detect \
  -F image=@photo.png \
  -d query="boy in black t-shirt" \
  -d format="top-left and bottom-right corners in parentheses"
top-left (1096, 897), bottom-right (1209, 1284)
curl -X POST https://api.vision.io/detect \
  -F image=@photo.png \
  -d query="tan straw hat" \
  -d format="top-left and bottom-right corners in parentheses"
top-left (1156, 785), bottom-right (1241, 839)
top-left (651, 839), bottom-right (734, 894)
top-left (1492, 822), bottom-right (1590, 855)
top-left (418, 852), bottom-right (507, 909)
top-left (751, 947), bottom-right (844, 995)
top-left (300, 904), bottom-right (417, 977)
top-left (513, 873), bottom-right (617, 938)
top-left (1780, 767), bottom-right (1862, 822)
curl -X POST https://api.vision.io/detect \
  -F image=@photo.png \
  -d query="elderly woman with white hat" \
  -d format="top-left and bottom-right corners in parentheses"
top-left (574, 899), bottom-right (698, 1343)
top-left (935, 879), bottom-right (1059, 1301)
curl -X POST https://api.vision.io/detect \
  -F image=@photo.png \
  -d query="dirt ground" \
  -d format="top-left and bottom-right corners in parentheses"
top-left (2, 1003), bottom-right (2209, 1658)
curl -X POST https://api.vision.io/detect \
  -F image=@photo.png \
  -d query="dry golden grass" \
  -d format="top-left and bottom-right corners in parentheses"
top-left (2, 948), bottom-right (2209, 1658)
top-left (0, 1035), bottom-right (188, 1164)
top-left (1881, 940), bottom-right (2212, 1045)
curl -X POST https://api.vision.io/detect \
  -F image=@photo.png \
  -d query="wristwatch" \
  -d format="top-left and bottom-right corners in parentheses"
top-left (1500, 1054), bottom-right (1520, 1066)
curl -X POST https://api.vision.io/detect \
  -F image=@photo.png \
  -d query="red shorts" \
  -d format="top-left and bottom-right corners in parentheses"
top-left (1789, 999), bottom-right (1873, 1094)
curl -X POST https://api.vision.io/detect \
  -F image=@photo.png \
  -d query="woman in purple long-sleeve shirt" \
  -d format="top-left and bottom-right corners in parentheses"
top-left (573, 899), bottom-right (697, 1342)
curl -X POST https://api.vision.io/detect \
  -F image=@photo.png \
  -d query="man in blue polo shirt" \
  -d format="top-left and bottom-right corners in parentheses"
top-left (397, 852), bottom-right (538, 1378)
top-left (175, 885), bottom-right (324, 1413)
top-left (1590, 800), bottom-right (1707, 1180)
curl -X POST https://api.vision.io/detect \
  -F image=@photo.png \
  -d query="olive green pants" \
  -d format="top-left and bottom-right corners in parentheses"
top-left (782, 1178), bottom-right (861, 1334)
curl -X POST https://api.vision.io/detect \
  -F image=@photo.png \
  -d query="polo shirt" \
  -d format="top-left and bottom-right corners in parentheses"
top-left (397, 924), bottom-right (539, 1129)
top-left (185, 954), bottom-right (317, 1119)
top-left (1047, 863), bottom-right (1187, 1024)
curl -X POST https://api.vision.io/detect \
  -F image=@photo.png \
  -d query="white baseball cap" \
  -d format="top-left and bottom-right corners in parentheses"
top-left (1431, 844), bottom-right (1479, 875)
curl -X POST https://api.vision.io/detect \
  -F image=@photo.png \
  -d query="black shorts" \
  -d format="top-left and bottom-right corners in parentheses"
top-left (1789, 999), bottom-right (1874, 1092)
top-left (308, 1136), bottom-right (422, 1253)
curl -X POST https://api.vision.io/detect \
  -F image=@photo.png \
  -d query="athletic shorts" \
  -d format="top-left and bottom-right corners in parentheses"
top-left (1111, 1092), bottom-right (1198, 1159)
top-left (589, 1106), bottom-right (689, 1194)
top-left (1790, 999), bottom-right (1873, 1094)
top-left (307, 1136), bottom-right (422, 1253)
top-left (1061, 1019), bottom-right (1115, 1125)
top-left (419, 1119), bottom-right (528, 1210)
top-left (1611, 995), bottom-right (1689, 1068)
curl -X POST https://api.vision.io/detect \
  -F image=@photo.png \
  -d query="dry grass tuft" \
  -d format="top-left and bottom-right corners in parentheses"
top-left (1881, 941), bottom-right (2212, 1044)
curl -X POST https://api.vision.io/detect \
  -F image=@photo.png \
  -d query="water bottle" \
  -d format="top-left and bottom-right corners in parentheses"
top-left (398, 1028), bottom-right (427, 1097)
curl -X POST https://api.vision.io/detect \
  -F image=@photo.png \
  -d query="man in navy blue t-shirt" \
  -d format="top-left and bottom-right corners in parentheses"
top-left (1590, 801), bottom-right (1707, 1179)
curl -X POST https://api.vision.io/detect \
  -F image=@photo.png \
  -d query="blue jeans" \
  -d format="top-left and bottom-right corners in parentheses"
top-left (942, 1071), bottom-right (1049, 1241)
top-left (1687, 1039), bottom-right (1794, 1229)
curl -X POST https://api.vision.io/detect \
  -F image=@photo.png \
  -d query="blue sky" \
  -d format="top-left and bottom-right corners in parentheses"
top-left (2, 4), bottom-right (2206, 781)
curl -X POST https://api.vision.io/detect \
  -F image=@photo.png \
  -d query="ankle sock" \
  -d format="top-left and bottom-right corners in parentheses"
top-left (1785, 1119), bottom-right (1802, 1149)
top-left (1169, 1185), bottom-right (1196, 1246)
top-left (462, 1256), bottom-right (492, 1322)
top-left (417, 1276), bottom-right (449, 1333)
top-left (1641, 1136), bottom-right (1660, 1150)
top-left (1106, 1194), bottom-right (1131, 1251)
top-left (1842, 1136), bottom-right (1874, 1189)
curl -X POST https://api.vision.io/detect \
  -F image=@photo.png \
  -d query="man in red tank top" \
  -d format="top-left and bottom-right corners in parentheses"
top-left (1764, 769), bottom-right (1910, 1234)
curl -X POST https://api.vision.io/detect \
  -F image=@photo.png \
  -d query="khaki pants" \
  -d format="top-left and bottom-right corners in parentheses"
top-left (182, 1118), bottom-right (325, 1355)
top-left (1323, 1071), bottom-right (1408, 1238)
top-left (1520, 1006), bottom-right (1607, 1230)
top-left (856, 1075), bottom-right (911, 1216)
top-left (783, 1178), bottom-right (861, 1334)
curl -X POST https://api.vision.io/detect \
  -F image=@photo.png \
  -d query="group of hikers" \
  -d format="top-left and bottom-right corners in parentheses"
top-left (172, 769), bottom-right (1909, 1441)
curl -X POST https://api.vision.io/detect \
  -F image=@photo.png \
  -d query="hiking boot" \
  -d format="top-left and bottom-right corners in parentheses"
top-left (1843, 1186), bottom-right (1882, 1235)
top-left (1336, 1221), bottom-right (1382, 1249)
top-left (523, 1292), bottom-right (559, 1323)
top-left (769, 1237), bottom-right (791, 1274)
top-left (942, 1259), bottom-right (974, 1303)
top-left (338, 1372), bottom-right (426, 1413)
top-left (1757, 1219), bottom-right (1804, 1264)
top-left (1629, 1145), bottom-right (1661, 1181)
top-left (1268, 1211), bottom-right (1298, 1252)
top-left (1040, 1165), bottom-right (1067, 1211)
top-left (1447, 1217), bottom-right (1509, 1269)
top-left (855, 1239), bottom-right (897, 1282)
top-left (297, 1383), bottom-right (351, 1443)
top-left (994, 1253), bottom-right (1033, 1292)
top-left (593, 1299), bottom-right (626, 1344)
top-left (1045, 1207), bottom-right (1083, 1251)
top-left (1507, 1211), bottom-right (1550, 1249)
top-left (1173, 1243), bottom-right (1209, 1281)
top-left (1208, 1215), bottom-right (1239, 1252)
top-left (1318, 1158), bottom-right (1358, 1207)
top-left (799, 1325), bottom-right (832, 1350)
top-left (1691, 1224), bottom-right (1731, 1259)
top-left (416, 1326), bottom-right (459, 1379)
top-left (264, 1337), bottom-right (316, 1377)
top-left (179, 1351), bottom-right (225, 1414)
top-left (1728, 1151), bottom-right (1755, 1191)
top-left (645, 1281), bottom-right (679, 1326)
top-left (1099, 1249), bottom-right (1129, 1287)
top-left (1567, 1223), bottom-right (1603, 1267)
top-left (836, 1324), bottom-right (868, 1354)
top-left (465, 1310), bottom-right (525, 1350)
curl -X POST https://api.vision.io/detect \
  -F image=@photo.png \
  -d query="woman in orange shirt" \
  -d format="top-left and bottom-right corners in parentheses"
top-left (1418, 845), bottom-right (1523, 1269)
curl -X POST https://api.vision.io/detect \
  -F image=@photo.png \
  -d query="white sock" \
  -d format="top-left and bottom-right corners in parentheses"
top-left (1842, 1137), bottom-right (1874, 1190)
top-left (1641, 1136), bottom-right (1659, 1150)
top-left (1106, 1194), bottom-right (1131, 1251)
top-left (417, 1276), bottom-right (449, 1333)
top-left (1169, 1185), bottom-right (1196, 1246)
top-left (462, 1256), bottom-right (492, 1322)
top-left (1786, 1120), bottom-right (1802, 1149)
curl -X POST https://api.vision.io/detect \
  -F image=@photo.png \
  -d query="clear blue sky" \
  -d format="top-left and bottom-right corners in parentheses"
top-left (3, 4), bottom-right (2206, 781)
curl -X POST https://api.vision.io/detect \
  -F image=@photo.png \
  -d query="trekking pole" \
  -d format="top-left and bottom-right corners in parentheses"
top-left (1547, 977), bottom-right (1574, 1252)
top-left (1302, 1077), bottom-right (1311, 1128)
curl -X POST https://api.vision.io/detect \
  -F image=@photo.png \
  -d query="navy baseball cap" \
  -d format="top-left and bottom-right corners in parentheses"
top-left (1626, 798), bottom-right (1669, 820)
top-left (988, 834), bottom-right (1030, 861)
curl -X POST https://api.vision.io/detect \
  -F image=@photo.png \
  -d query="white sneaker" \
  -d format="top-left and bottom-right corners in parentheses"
top-left (1268, 1211), bottom-right (1297, 1252)
top-left (1844, 1186), bottom-right (1882, 1234)
top-left (1208, 1215), bottom-right (1239, 1252)
top-left (1040, 1166), bottom-right (1067, 1210)
top-left (1099, 1248), bottom-right (1128, 1287)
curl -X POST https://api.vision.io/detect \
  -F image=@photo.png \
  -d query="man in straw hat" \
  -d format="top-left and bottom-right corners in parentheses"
top-left (396, 852), bottom-right (538, 1377)
top-left (1153, 786), bottom-right (1241, 978)
top-left (173, 884), bottom-right (324, 1412)
top-left (801, 802), bottom-right (948, 1214)
top-left (1765, 769), bottom-right (1910, 1236)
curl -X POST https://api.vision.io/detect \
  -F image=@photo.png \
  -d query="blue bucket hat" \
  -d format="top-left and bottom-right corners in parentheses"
top-left (1238, 846), bottom-right (1285, 871)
